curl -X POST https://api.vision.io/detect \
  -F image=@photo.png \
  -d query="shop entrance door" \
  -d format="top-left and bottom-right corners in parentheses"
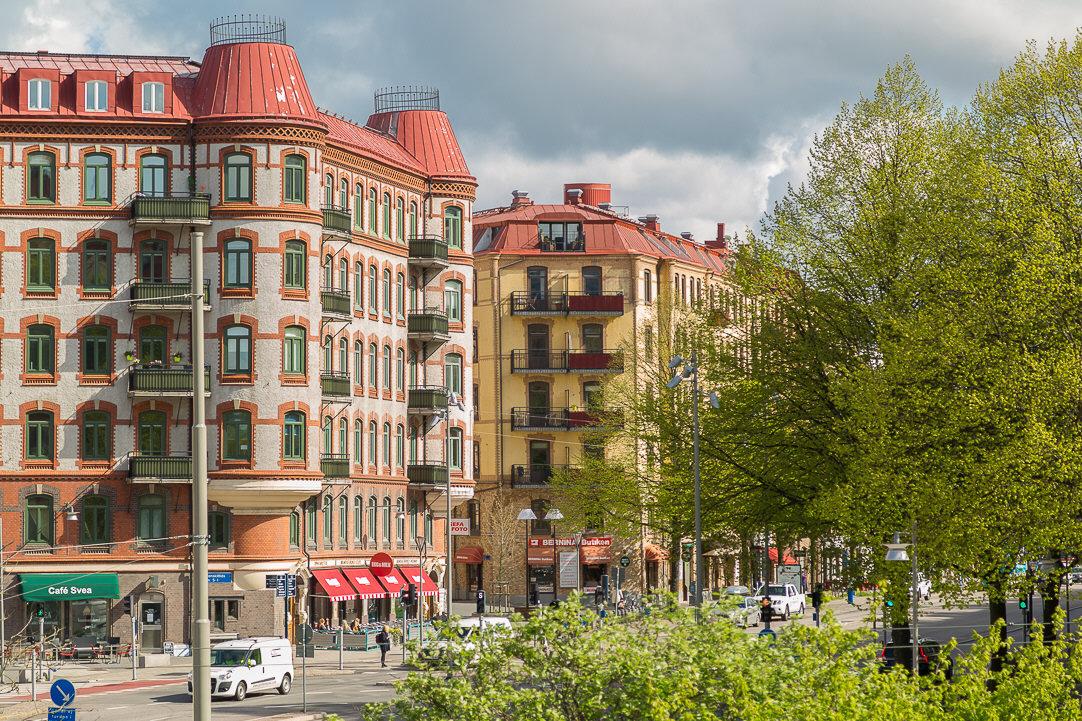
top-left (140, 600), bottom-right (163, 652)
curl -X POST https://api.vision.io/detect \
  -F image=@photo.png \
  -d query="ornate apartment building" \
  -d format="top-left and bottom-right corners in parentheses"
top-left (465, 183), bottom-right (730, 606)
top-left (0, 17), bottom-right (475, 649)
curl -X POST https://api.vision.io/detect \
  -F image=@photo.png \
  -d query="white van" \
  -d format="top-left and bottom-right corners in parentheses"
top-left (187, 637), bottom-right (293, 701)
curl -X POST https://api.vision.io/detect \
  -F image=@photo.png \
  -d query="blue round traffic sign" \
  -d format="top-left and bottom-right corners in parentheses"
top-left (757, 629), bottom-right (777, 641)
top-left (50, 678), bottom-right (76, 707)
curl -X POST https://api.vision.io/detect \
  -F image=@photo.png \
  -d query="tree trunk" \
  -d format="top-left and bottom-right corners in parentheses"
top-left (1041, 575), bottom-right (1059, 644)
top-left (988, 585), bottom-right (1007, 673)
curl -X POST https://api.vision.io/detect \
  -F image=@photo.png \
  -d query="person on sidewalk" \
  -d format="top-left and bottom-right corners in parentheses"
top-left (376, 625), bottom-right (391, 667)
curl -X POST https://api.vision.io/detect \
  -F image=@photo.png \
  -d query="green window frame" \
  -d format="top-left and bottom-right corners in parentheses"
top-left (24, 494), bottom-right (53, 545)
top-left (368, 343), bottom-right (378, 387)
top-left (448, 427), bottom-right (463, 470)
top-left (368, 421), bottom-right (378, 467)
top-left (354, 420), bottom-right (363, 464)
top-left (444, 206), bottom-right (463, 249)
top-left (223, 324), bottom-right (252, 375)
top-left (368, 265), bottom-right (378, 312)
top-left (354, 342), bottom-right (363, 384)
top-left (223, 152), bottom-right (252, 202)
top-left (383, 345), bottom-right (391, 392)
top-left (382, 269), bottom-right (391, 316)
top-left (395, 425), bottom-right (404, 468)
top-left (81, 411), bottom-right (111, 461)
top-left (444, 353), bottom-right (462, 396)
top-left (409, 500), bottom-right (418, 542)
top-left (396, 349), bottom-right (405, 393)
top-left (396, 498), bottom-right (405, 543)
top-left (382, 192), bottom-right (391, 238)
top-left (82, 325), bottom-right (110, 375)
top-left (354, 262), bottom-right (363, 309)
top-left (396, 273), bottom-right (405, 319)
top-left (137, 410), bottom-right (167, 456)
top-left (284, 411), bottom-right (306, 461)
top-left (137, 494), bottom-right (165, 540)
top-left (222, 410), bottom-right (252, 461)
top-left (25, 411), bottom-right (54, 461)
top-left (338, 496), bottom-right (347, 544)
top-left (290, 511), bottom-right (300, 548)
top-left (80, 495), bottom-right (109, 545)
top-left (138, 239), bottom-right (166, 283)
top-left (382, 497), bottom-right (391, 543)
top-left (284, 154), bottom-right (306, 204)
top-left (283, 326), bottom-right (306, 375)
top-left (339, 178), bottom-right (349, 208)
top-left (139, 153), bottom-right (167, 196)
top-left (353, 184), bottom-right (363, 228)
top-left (353, 496), bottom-right (362, 542)
top-left (284, 240), bottom-right (306, 290)
top-left (444, 280), bottom-right (462, 322)
top-left (409, 201), bottom-right (418, 238)
top-left (27, 151), bottom-right (56, 203)
top-left (322, 495), bottom-right (332, 543)
top-left (368, 188), bottom-right (377, 232)
top-left (368, 495), bottom-right (377, 542)
top-left (223, 238), bottom-right (252, 289)
top-left (26, 324), bottom-right (55, 374)
top-left (382, 422), bottom-right (391, 467)
top-left (209, 511), bottom-right (230, 548)
top-left (82, 152), bottom-right (111, 203)
top-left (306, 499), bottom-right (317, 543)
top-left (396, 198), bottom-right (405, 242)
top-left (139, 324), bottom-right (167, 365)
top-left (425, 509), bottom-right (433, 544)
top-left (322, 416), bottom-right (332, 454)
top-left (27, 237), bottom-right (55, 291)
top-left (82, 238), bottom-right (111, 291)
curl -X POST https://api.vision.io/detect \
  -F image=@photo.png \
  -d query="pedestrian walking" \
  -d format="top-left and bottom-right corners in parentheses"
top-left (376, 625), bottom-right (391, 667)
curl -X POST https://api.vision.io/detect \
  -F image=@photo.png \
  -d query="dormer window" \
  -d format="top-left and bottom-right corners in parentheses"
top-left (141, 82), bottom-right (165, 113)
top-left (538, 222), bottom-right (585, 252)
top-left (85, 81), bottom-right (108, 112)
top-left (28, 79), bottom-right (51, 110)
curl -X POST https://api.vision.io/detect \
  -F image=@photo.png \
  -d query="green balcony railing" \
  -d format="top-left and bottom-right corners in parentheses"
top-left (130, 193), bottom-right (210, 223)
top-left (408, 385), bottom-right (449, 413)
top-left (130, 280), bottom-right (210, 306)
top-left (320, 289), bottom-right (351, 317)
top-left (321, 371), bottom-right (351, 397)
top-left (407, 310), bottom-right (449, 338)
top-left (129, 454), bottom-right (193, 481)
top-left (408, 235), bottom-right (449, 265)
top-left (128, 365), bottom-right (211, 394)
top-left (407, 462), bottom-right (450, 487)
top-left (321, 453), bottom-right (350, 478)
top-left (322, 205), bottom-right (352, 235)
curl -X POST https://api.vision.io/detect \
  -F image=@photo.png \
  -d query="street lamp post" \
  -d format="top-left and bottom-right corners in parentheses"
top-left (545, 509), bottom-right (563, 604)
top-left (517, 508), bottom-right (537, 606)
top-left (667, 352), bottom-right (719, 614)
top-left (884, 523), bottom-right (919, 674)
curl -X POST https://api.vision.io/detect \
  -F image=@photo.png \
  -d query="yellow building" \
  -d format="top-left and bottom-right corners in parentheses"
top-left (457, 183), bottom-right (732, 607)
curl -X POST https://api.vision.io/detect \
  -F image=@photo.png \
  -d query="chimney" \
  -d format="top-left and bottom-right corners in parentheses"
top-left (705, 221), bottom-right (728, 250)
top-left (598, 202), bottom-right (611, 212)
top-left (564, 182), bottom-right (611, 206)
top-left (566, 188), bottom-right (583, 205)
top-left (510, 190), bottom-right (532, 208)
top-left (680, 232), bottom-right (694, 241)
top-left (638, 214), bottom-right (660, 232)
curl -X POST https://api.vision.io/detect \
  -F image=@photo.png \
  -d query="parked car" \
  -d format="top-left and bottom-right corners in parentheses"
top-left (726, 597), bottom-right (762, 627)
top-left (754, 584), bottom-right (807, 620)
top-left (722, 585), bottom-right (752, 597)
top-left (423, 616), bottom-right (513, 661)
top-left (187, 637), bottom-right (293, 701)
top-left (879, 637), bottom-right (953, 679)
top-left (1070, 568), bottom-right (1082, 585)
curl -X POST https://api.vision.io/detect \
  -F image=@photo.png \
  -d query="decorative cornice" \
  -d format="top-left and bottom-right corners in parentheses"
top-left (431, 180), bottom-right (477, 202)
top-left (194, 121), bottom-right (326, 146)
top-left (322, 146), bottom-right (427, 193)
top-left (0, 121), bottom-right (186, 143)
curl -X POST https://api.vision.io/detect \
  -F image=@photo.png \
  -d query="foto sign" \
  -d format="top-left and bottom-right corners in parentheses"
top-left (449, 518), bottom-right (471, 536)
top-left (370, 552), bottom-right (395, 577)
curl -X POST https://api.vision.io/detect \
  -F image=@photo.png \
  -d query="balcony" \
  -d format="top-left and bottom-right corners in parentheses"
top-left (129, 454), bottom-right (193, 483)
top-left (321, 453), bottom-right (350, 479)
top-left (509, 292), bottom-right (624, 316)
top-left (510, 407), bottom-right (620, 432)
top-left (510, 464), bottom-right (574, 488)
top-left (129, 192), bottom-right (211, 226)
top-left (408, 235), bottom-right (449, 269)
top-left (407, 461), bottom-right (450, 487)
top-left (130, 280), bottom-right (211, 311)
top-left (321, 205), bottom-right (352, 239)
top-left (568, 349), bottom-right (624, 373)
top-left (320, 371), bottom-right (350, 399)
top-left (128, 365), bottom-right (211, 396)
top-left (538, 233), bottom-right (586, 253)
top-left (510, 350), bottom-right (567, 373)
top-left (510, 350), bottom-right (624, 374)
top-left (408, 385), bottom-right (449, 415)
top-left (407, 309), bottom-right (450, 342)
top-left (320, 289), bottom-right (351, 319)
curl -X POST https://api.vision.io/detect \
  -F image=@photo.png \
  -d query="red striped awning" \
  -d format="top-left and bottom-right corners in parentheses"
top-left (399, 566), bottom-right (439, 597)
top-left (342, 567), bottom-right (388, 600)
top-left (311, 568), bottom-right (356, 603)
top-left (376, 567), bottom-right (407, 597)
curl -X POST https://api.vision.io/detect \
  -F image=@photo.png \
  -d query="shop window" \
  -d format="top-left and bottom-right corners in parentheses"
top-left (24, 494), bottom-right (53, 544)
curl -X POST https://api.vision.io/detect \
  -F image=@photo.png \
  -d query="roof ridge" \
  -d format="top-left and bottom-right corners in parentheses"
top-left (0, 49), bottom-right (196, 62)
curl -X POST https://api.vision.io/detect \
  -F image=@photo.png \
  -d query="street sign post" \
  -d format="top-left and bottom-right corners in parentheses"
top-left (370, 553), bottom-right (394, 577)
top-left (47, 709), bottom-right (75, 721)
top-left (49, 679), bottom-right (76, 707)
top-left (619, 555), bottom-right (631, 568)
top-left (758, 628), bottom-right (776, 641)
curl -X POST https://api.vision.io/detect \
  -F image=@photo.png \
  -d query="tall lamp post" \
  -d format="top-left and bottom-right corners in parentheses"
top-left (884, 523), bottom-right (919, 674)
top-left (437, 394), bottom-right (465, 616)
top-left (517, 508), bottom-right (537, 606)
top-left (545, 509), bottom-right (563, 603)
top-left (667, 351), bottom-right (719, 612)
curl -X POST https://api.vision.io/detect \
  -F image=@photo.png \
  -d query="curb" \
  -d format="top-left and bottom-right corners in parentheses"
top-left (0, 678), bottom-right (186, 721)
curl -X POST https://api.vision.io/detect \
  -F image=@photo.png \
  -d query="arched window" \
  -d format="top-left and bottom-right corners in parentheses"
top-left (447, 427), bottom-right (463, 470)
top-left (81, 324), bottom-right (110, 376)
top-left (444, 280), bottom-right (463, 322)
top-left (409, 201), bottom-right (418, 238)
top-left (323, 254), bottom-right (333, 290)
top-left (383, 345), bottom-right (392, 391)
top-left (323, 335), bottom-right (332, 372)
top-left (382, 192), bottom-right (391, 237)
top-left (284, 411), bottom-right (306, 461)
top-left (284, 154), bottom-right (307, 204)
top-left (368, 343), bottom-right (378, 387)
top-left (138, 324), bottom-right (166, 365)
top-left (395, 425), bottom-right (405, 468)
top-left (443, 206), bottom-right (463, 249)
top-left (396, 349), bottom-right (405, 393)
top-left (284, 240), bottom-right (306, 290)
top-left (382, 268), bottom-right (392, 315)
top-left (396, 273), bottom-right (406, 319)
top-left (353, 496), bottom-right (363, 542)
top-left (395, 497), bottom-right (405, 543)
top-left (368, 188), bottom-right (377, 233)
top-left (224, 152), bottom-right (252, 202)
top-left (306, 499), bottom-right (317, 543)
top-left (322, 494), bottom-right (332, 543)
top-left (338, 418), bottom-right (348, 459)
top-left (382, 497), bottom-right (391, 543)
top-left (138, 238), bottom-right (166, 283)
top-left (368, 495), bottom-right (378, 544)
top-left (339, 178), bottom-right (349, 209)
top-left (324, 173), bottom-right (334, 206)
top-left (80, 237), bottom-right (112, 297)
top-left (223, 324), bottom-right (252, 375)
top-left (368, 264), bottom-right (378, 312)
top-left (354, 341), bottom-right (363, 384)
top-left (283, 326), bottom-right (306, 375)
top-left (368, 420), bottom-right (378, 467)
top-left (409, 426), bottom-right (418, 464)
top-left (83, 152), bottom-right (111, 203)
top-left (139, 153), bottom-right (167, 196)
top-left (354, 420), bottom-right (363, 464)
top-left (339, 337), bottom-right (348, 377)
top-left (338, 258), bottom-right (348, 295)
top-left (396, 198), bottom-right (405, 242)
top-left (27, 238), bottom-right (55, 292)
top-left (136, 493), bottom-right (164, 540)
top-left (25, 411), bottom-right (54, 460)
top-left (290, 511), bottom-right (300, 547)
top-left (223, 237), bottom-right (252, 289)
top-left (80, 494), bottom-right (109, 545)
top-left (24, 494), bottom-right (53, 545)
top-left (444, 353), bottom-right (463, 396)
top-left (424, 508), bottom-right (433, 544)
top-left (409, 499), bottom-right (418, 542)
top-left (27, 151), bottom-right (55, 203)
top-left (222, 410), bottom-right (252, 461)
top-left (354, 261), bottom-right (363, 309)
top-left (353, 183), bottom-right (363, 228)
top-left (322, 416), bottom-right (332, 454)
top-left (382, 422), bottom-right (391, 467)
top-left (409, 352), bottom-right (418, 387)
top-left (338, 495), bottom-right (348, 544)
top-left (137, 410), bottom-right (166, 456)
top-left (81, 410), bottom-right (111, 461)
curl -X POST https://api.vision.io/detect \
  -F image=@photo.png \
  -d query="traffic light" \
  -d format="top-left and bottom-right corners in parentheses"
top-left (1018, 596), bottom-right (1028, 611)
top-left (34, 604), bottom-right (44, 618)
top-left (398, 587), bottom-right (407, 606)
top-left (122, 596), bottom-right (132, 616)
top-left (476, 589), bottom-right (486, 615)
top-left (884, 597), bottom-right (895, 609)
top-left (404, 583), bottom-right (417, 607)
top-left (681, 541), bottom-right (693, 556)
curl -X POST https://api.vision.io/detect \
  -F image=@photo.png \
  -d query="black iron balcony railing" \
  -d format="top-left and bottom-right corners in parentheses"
top-left (510, 350), bottom-right (568, 373)
top-left (129, 454), bottom-right (193, 481)
top-left (128, 365), bottom-right (211, 394)
top-left (408, 385), bottom-right (450, 413)
top-left (407, 309), bottom-right (450, 338)
top-left (320, 289), bottom-right (351, 317)
top-left (538, 233), bottom-right (586, 253)
top-left (130, 192), bottom-right (211, 223)
top-left (321, 204), bottom-right (352, 235)
top-left (321, 453), bottom-right (350, 478)
top-left (510, 407), bottom-right (620, 431)
top-left (510, 464), bottom-right (574, 487)
top-left (408, 235), bottom-right (449, 265)
top-left (407, 461), bottom-right (450, 486)
top-left (510, 349), bottom-right (624, 373)
top-left (320, 371), bottom-right (350, 397)
top-left (130, 280), bottom-right (210, 307)
top-left (509, 291), bottom-right (625, 316)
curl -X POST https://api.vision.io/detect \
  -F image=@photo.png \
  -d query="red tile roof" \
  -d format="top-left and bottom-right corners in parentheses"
top-left (320, 112), bottom-right (426, 175)
top-left (0, 51), bottom-right (198, 75)
top-left (474, 202), bottom-right (729, 272)
top-left (366, 110), bottom-right (473, 181)
top-left (192, 42), bottom-right (321, 124)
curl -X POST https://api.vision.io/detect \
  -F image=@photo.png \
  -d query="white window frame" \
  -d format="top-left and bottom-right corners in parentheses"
top-left (141, 82), bottom-right (165, 113)
top-left (85, 80), bottom-right (108, 112)
top-left (28, 79), bottom-right (51, 111)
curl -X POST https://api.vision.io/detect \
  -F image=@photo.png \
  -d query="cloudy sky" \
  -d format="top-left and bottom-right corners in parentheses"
top-left (4, 0), bottom-right (1079, 238)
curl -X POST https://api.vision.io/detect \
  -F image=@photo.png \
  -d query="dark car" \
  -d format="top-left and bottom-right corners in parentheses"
top-left (879, 638), bottom-right (954, 679)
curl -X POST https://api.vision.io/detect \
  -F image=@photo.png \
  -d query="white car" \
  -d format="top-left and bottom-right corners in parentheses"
top-left (754, 584), bottom-right (807, 620)
top-left (425, 616), bottom-right (513, 660)
top-left (187, 637), bottom-right (293, 701)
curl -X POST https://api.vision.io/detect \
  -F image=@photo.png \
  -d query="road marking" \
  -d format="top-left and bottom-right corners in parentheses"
top-left (308, 690), bottom-right (334, 695)
top-left (105, 706), bottom-right (130, 710)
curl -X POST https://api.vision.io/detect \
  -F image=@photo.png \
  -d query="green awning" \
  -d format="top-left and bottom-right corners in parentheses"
top-left (20, 573), bottom-right (120, 602)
